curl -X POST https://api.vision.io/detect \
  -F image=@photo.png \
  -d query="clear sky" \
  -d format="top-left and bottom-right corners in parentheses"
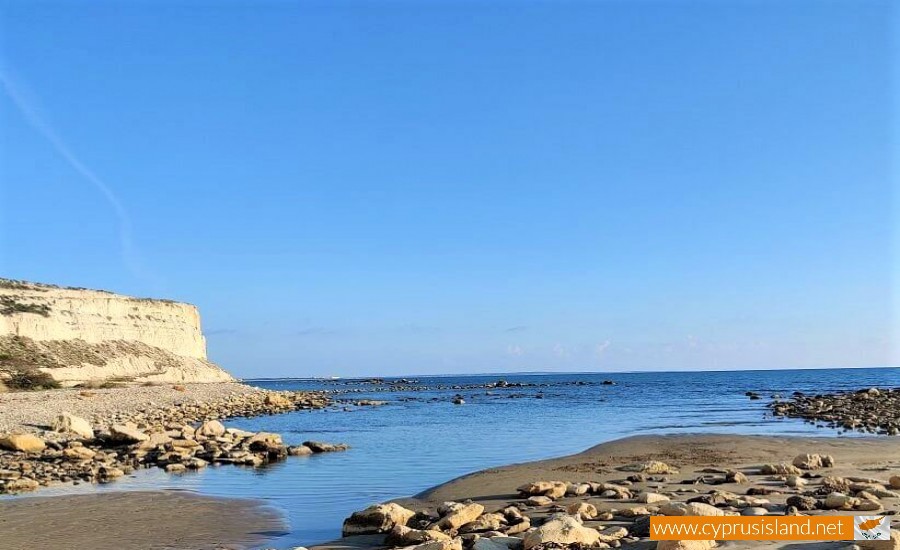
top-left (0, 0), bottom-right (896, 378)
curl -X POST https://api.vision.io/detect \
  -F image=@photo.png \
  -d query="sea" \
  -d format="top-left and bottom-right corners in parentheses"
top-left (9, 367), bottom-right (900, 547)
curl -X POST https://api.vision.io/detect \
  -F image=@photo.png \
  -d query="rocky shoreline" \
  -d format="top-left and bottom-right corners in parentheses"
top-left (0, 385), bottom-right (348, 495)
top-left (326, 434), bottom-right (900, 550)
top-left (769, 387), bottom-right (900, 436)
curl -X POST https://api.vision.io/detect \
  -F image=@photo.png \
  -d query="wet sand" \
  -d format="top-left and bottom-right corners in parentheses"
top-left (0, 490), bottom-right (286, 550)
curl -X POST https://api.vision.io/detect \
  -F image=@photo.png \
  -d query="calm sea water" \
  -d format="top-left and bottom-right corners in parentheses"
top-left (10, 367), bottom-right (900, 547)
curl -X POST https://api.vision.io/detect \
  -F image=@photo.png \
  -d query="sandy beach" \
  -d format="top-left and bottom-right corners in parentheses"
top-left (0, 490), bottom-right (285, 550)
top-left (325, 434), bottom-right (900, 550)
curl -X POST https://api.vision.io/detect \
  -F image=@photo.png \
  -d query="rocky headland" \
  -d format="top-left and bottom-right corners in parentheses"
top-left (0, 278), bottom-right (233, 388)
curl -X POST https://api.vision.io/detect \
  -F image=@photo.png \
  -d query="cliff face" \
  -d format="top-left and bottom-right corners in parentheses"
top-left (0, 279), bottom-right (234, 386)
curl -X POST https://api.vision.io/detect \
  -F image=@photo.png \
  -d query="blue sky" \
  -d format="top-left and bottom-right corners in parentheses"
top-left (0, 0), bottom-right (895, 377)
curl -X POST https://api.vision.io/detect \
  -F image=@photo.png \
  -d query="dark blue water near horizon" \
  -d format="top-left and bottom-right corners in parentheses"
top-left (11, 367), bottom-right (900, 547)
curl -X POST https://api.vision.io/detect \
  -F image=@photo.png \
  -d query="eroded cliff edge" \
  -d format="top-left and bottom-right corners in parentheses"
top-left (0, 279), bottom-right (234, 386)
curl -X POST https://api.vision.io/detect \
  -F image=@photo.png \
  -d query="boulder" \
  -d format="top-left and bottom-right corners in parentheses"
top-left (639, 492), bottom-right (670, 504)
top-left (823, 492), bottom-right (858, 510)
top-left (566, 502), bottom-right (598, 520)
top-left (522, 515), bottom-right (601, 550)
top-left (785, 495), bottom-right (817, 511)
top-left (459, 513), bottom-right (505, 534)
top-left (759, 463), bottom-right (802, 475)
top-left (385, 525), bottom-right (452, 546)
top-left (303, 441), bottom-right (350, 453)
top-left (51, 413), bottom-right (94, 439)
top-left (659, 502), bottom-right (727, 517)
top-left (434, 501), bottom-right (485, 530)
top-left (287, 445), bottom-right (313, 456)
top-left (342, 503), bottom-right (415, 535)
top-left (0, 433), bottom-right (46, 453)
top-left (525, 496), bottom-right (553, 506)
top-left (890, 476), bottom-right (900, 490)
top-left (741, 507), bottom-right (768, 516)
top-left (792, 453), bottom-right (833, 470)
top-left (196, 420), bottom-right (226, 437)
top-left (620, 461), bottom-right (675, 474)
top-left (108, 424), bottom-right (149, 444)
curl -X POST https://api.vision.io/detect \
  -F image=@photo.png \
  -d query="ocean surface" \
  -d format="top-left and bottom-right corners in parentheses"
top-left (11, 367), bottom-right (900, 547)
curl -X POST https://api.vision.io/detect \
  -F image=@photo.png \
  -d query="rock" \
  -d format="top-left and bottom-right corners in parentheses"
top-left (452, 397), bottom-right (465, 405)
top-left (303, 440), bottom-right (349, 453)
top-left (786, 495), bottom-right (817, 511)
top-left (824, 492), bottom-right (858, 510)
top-left (434, 501), bottom-right (485, 530)
top-left (522, 514), bottom-right (601, 550)
top-left (165, 463), bottom-right (186, 473)
top-left (639, 492), bottom-right (670, 504)
top-left (856, 499), bottom-right (882, 512)
top-left (264, 393), bottom-right (292, 408)
top-left (657, 542), bottom-right (717, 550)
top-left (742, 507), bottom-right (768, 516)
top-left (385, 525), bottom-right (452, 546)
top-left (620, 461), bottom-right (675, 474)
top-left (659, 502), bottom-right (727, 517)
top-left (196, 420), bottom-right (226, 437)
top-left (459, 513), bottom-right (505, 534)
top-left (63, 446), bottom-right (96, 461)
top-left (760, 463), bottom-right (802, 475)
top-left (108, 424), bottom-right (149, 444)
top-left (287, 445), bottom-right (313, 456)
top-left (566, 502), bottom-right (598, 520)
top-left (51, 413), bottom-right (94, 439)
top-left (517, 481), bottom-right (567, 499)
top-left (525, 496), bottom-right (553, 506)
top-left (342, 502), bottom-right (415, 535)
top-left (792, 453), bottom-right (833, 470)
top-left (888, 476), bottom-right (900, 490)
top-left (597, 526), bottom-right (628, 543)
top-left (726, 470), bottom-right (748, 484)
top-left (785, 475), bottom-right (806, 488)
top-left (0, 433), bottom-right (46, 453)
top-left (2, 477), bottom-right (39, 493)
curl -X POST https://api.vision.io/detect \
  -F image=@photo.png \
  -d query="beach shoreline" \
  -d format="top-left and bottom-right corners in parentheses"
top-left (322, 433), bottom-right (900, 550)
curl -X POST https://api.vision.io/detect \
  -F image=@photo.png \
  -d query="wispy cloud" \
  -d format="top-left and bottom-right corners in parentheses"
top-left (0, 70), bottom-right (152, 283)
top-left (503, 325), bottom-right (529, 333)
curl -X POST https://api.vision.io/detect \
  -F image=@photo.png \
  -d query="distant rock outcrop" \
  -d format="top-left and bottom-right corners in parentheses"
top-left (0, 279), bottom-right (234, 387)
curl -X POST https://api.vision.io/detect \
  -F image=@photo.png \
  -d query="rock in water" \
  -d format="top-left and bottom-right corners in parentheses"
top-left (51, 413), bottom-right (94, 439)
top-left (342, 503), bottom-right (415, 535)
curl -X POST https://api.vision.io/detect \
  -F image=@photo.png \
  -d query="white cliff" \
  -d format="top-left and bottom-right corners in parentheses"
top-left (0, 279), bottom-right (234, 386)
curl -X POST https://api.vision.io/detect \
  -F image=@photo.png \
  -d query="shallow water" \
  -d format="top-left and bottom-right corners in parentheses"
top-left (9, 367), bottom-right (900, 547)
